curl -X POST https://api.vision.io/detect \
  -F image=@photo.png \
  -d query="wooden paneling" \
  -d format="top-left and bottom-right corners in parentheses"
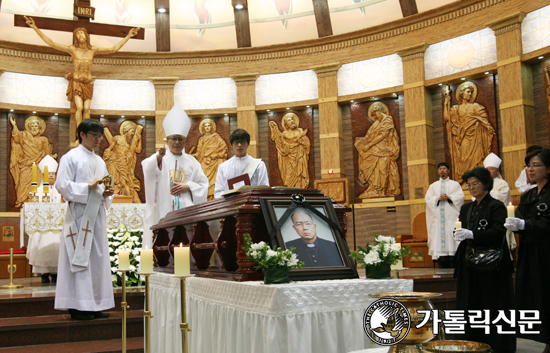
top-left (312, 0), bottom-right (333, 38)
top-left (155, 0), bottom-right (170, 52)
top-left (232, 74), bottom-right (259, 157)
top-left (233, 5), bottom-right (252, 48)
top-left (532, 63), bottom-right (550, 149)
top-left (258, 114), bottom-right (269, 170)
top-left (0, 113), bottom-right (8, 212)
top-left (150, 77), bottom-right (178, 147)
top-left (146, 117), bottom-right (156, 157)
top-left (399, 0), bottom-right (419, 17)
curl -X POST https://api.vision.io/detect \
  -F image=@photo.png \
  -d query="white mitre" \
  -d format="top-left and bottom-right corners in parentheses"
top-left (484, 152), bottom-right (503, 179)
top-left (163, 104), bottom-right (191, 137)
top-left (38, 155), bottom-right (58, 173)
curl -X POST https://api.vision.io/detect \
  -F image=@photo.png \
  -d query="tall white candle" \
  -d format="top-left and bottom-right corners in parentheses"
top-left (455, 219), bottom-right (462, 229)
top-left (391, 243), bottom-right (404, 270)
top-left (174, 243), bottom-right (190, 276)
top-left (507, 202), bottom-right (515, 218)
top-left (118, 249), bottom-right (130, 271)
top-left (140, 247), bottom-right (154, 274)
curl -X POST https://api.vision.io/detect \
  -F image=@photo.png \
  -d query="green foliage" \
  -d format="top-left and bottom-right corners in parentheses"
top-left (242, 233), bottom-right (304, 271)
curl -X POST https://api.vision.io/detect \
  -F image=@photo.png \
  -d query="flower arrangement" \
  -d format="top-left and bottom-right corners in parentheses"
top-left (107, 224), bottom-right (144, 288)
top-left (243, 233), bottom-right (304, 271)
top-left (349, 234), bottom-right (410, 268)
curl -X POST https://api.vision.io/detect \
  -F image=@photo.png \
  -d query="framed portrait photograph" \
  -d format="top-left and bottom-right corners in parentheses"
top-left (259, 197), bottom-right (358, 281)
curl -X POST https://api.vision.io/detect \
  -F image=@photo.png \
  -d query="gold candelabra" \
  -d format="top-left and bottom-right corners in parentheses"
top-left (177, 275), bottom-right (194, 353)
top-left (29, 193), bottom-right (39, 203)
top-left (118, 270), bottom-right (129, 353)
top-left (139, 273), bottom-right (153, 353)
top-left (1, 248), bottom-right (24, 289)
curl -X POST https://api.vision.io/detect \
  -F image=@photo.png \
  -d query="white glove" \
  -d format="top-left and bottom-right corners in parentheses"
top-left (453, 228), bottom-right (474, 241)
top-left (504, 217), bottom-right (525, 232)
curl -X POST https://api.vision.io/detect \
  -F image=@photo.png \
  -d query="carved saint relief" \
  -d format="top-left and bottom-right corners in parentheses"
top-left (269, 113), bottom-right (311, 188)
top-left (444, 81), bottom-right (495, 185)
top-left (103, 121), bottom-right (143, 203)
top-left (354, 102), bottom-right (401, 199)
top-left (190, 119), bottom-right (229, 200)
top-left (9, 116), bottom-right (56, 207)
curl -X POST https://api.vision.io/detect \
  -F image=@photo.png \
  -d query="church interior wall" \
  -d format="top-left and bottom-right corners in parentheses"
top-left (0, 113), bottom-right (8, 212)
top-left (532, 62), bottom-right (550, 150)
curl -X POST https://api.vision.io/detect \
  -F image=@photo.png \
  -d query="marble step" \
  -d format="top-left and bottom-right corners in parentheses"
top-left (0, 337), bottom-right (143, 352)
top-left (0, 310), bottom-right (144, 348)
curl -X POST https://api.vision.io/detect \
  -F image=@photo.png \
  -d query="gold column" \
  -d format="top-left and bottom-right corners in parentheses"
top-left (487, 12), bottom-right (534, 198)
top-left (397, 43), bottom-right (434, 222)
top-left (149, 77), bottom-right (179, 148)
top-left (311, 63), bottom-right (344, 179)
top-left (231, 73), bottom-right (260, 157)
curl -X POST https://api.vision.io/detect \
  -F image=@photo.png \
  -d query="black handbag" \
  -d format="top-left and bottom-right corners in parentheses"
top-left (463, 203), bottom-right (506, 271)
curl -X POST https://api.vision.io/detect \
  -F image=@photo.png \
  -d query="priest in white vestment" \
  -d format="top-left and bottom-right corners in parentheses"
top-left (484, 153), bottom-right (511, 205)
top-left (214, 128), bottom-right (270, 198)
top-left (142, 105), bottom-right (209, 249)
top-left (54, 120), bottom-right (115, 320)
top-left (27, 155), bottom-right (62, 284)
top-left (425, 162), bottom-right (465, 265)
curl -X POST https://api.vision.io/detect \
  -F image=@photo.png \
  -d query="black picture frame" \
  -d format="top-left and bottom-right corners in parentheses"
top-left (259, 197), bottom-right (359, 281)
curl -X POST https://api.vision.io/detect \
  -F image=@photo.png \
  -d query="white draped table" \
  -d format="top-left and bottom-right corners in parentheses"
top-left (20, 202), bottom-right (146, 271)
top-left (149, 273), bottom-right (413, 353)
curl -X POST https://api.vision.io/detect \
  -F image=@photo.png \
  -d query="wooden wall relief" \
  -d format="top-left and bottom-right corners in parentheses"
top-left (100, 118), bottom-right (146, 203)
top-left (8, 115), bottom-right (58, 210)
top-left (442, 77), bottom-right (498, 185)
top-left (268, 110), bottom-right (314, 188)
top-left (351, 100), bottom-right (403, 201)
top-left (186, 117), bottom-right (230, 201)
top-left (542, 62), bottom-right (550, 146)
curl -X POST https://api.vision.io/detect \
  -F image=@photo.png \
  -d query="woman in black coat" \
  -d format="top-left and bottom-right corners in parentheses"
top-left (454, 167), bottom-right (515, 353)
top-left (505, 149), bottom-right (550, 353)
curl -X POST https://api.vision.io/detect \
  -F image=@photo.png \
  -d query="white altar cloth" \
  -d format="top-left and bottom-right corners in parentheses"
top-left (149, 273), bottom-right (413, 353)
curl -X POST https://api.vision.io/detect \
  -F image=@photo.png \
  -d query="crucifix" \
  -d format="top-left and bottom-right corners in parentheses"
top-left (67, 226), bottom-right (77, 250)
top-left (81, 220), bottom-right (92, 247)
top-left (14, 0), bottom-right (144, 145)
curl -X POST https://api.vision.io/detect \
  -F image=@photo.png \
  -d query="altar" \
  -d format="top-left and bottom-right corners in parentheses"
top-left (149, 273), bottom-right (413, 353)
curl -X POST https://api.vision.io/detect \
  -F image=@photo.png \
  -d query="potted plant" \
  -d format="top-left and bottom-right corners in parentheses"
top-left (243, 233), bottom-right (304, 284)
top-left (349, 234), bottom-right (410, 279)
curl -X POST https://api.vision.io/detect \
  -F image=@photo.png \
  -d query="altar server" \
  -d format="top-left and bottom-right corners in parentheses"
top-left (28, 155), bottom-right (62, 284)
top-left (142, 105), bottom-right (209, 249)
top-left (484, 153), bottom-right (511, 205)
top-left (54, 119), bottom-right (115, 320)
top-left (425, 162), bottom-right (465, 267)
top-left (214, 128), bottom-right (270, 198)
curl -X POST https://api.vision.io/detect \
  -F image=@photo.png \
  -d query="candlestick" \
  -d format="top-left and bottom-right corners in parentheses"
top-left (31, 163), bottom-right (37, 193)
top-left (140, 248), bottom-right (154, 274)
top-left (118, 270), bottom-right (129, 353)
top-left (174, 244), bottom-right (190, 277)
top-left (139, 273), bottom-right (153, 353)
top-left (1, 248), bottom-right (24, 289)
top-left (507, 202), bottom-right (515, 218)
top-left (177, 275), bottom-right (194, 353)
top-left (455, 219), bottom-right (462, 229)
top-left (118, 249), bottom-right (130, 271)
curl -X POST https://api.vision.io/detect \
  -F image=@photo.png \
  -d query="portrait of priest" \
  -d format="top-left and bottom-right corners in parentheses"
top-left (141, 105), bottom-right (209, 249)
top-left (213, 128), bottom-right (269, 198)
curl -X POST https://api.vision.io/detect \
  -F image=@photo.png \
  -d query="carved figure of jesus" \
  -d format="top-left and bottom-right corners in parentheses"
top-left (269, 113), bottom-right (311, 188)
top-left (25, 16), bottom-right (139, 142)
top-left (443, 81), bottom-right (495, 185)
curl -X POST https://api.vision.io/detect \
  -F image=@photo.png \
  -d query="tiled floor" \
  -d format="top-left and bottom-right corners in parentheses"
top-left (0, 271), bottom-right (546, 353)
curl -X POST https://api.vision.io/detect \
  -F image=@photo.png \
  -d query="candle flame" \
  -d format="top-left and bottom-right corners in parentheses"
top-left (179, 243), bottom-right (183, 247)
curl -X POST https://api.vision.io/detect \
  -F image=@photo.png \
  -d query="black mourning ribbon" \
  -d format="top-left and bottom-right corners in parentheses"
top-left (267, 194), bottom-right (345, 247)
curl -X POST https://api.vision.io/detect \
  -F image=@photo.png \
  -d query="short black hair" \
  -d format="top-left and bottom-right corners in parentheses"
top-left (462, 167), bottom-right (493, 192)
top-left (77, 119), bottom-right (103, 143)
top-left (525, 148), bottom-right (550, 169)
top-left (437, 162), bottom-right (450, 169)
top-left (291, 211), bottom-right (314, 224)
top-left (229, 129), bottom-right (250, 144)
top-left (526, 145), bottom-right (543, 155)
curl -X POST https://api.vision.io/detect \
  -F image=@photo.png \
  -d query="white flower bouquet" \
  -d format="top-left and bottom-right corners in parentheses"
top-left (108, 224), bottom-right (145, 287)
top-left (242, 233), bottom-right (304, 271)
top-left (349, 234), bottom-right (410, 268)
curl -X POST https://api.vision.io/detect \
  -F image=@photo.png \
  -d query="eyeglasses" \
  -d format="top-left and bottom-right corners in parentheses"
top-left (526, 164), bottom-right (545, 169)
top-left (294, 221), bottom-right (313, 227)
top-left (465, 182), bottom-right (482, 189)
top-left (87, 132), bottom-right (103, 139)
top-left (168, 137), bottom-right (185, 143)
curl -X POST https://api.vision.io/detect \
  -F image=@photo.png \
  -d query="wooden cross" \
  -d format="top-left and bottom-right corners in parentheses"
top-left (14, 0), bottom-right (144, 40)
top-left (67, 226), bottom-right (77, 250)
top-left (81, 220), bottom-right (92, 247)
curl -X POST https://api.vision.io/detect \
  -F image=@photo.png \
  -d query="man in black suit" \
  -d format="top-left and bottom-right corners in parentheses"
top-left (285, 211), bottom-right (343, 267)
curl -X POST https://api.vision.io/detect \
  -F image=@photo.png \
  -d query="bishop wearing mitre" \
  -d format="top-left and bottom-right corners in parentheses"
top-left (142, 105), bottom-right (209, 249)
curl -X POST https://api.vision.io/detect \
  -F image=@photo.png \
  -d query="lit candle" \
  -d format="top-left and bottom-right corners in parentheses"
top-left (391, 243), bottom-right (404, 270)
top-left (31, 163), bottom-right (37, 193)
top-left (140, 247), bottom-right (154, 274)
top-left (507, 202), bottom-right (515, 218)
top-left (455, 218), bottom-right (462, 229)
top-left (118, 249), bottom-right (130, 271)
top-left (174, 243), bottom-right (190, 276)
top-left (43, 165), bottom-right (49, 194)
